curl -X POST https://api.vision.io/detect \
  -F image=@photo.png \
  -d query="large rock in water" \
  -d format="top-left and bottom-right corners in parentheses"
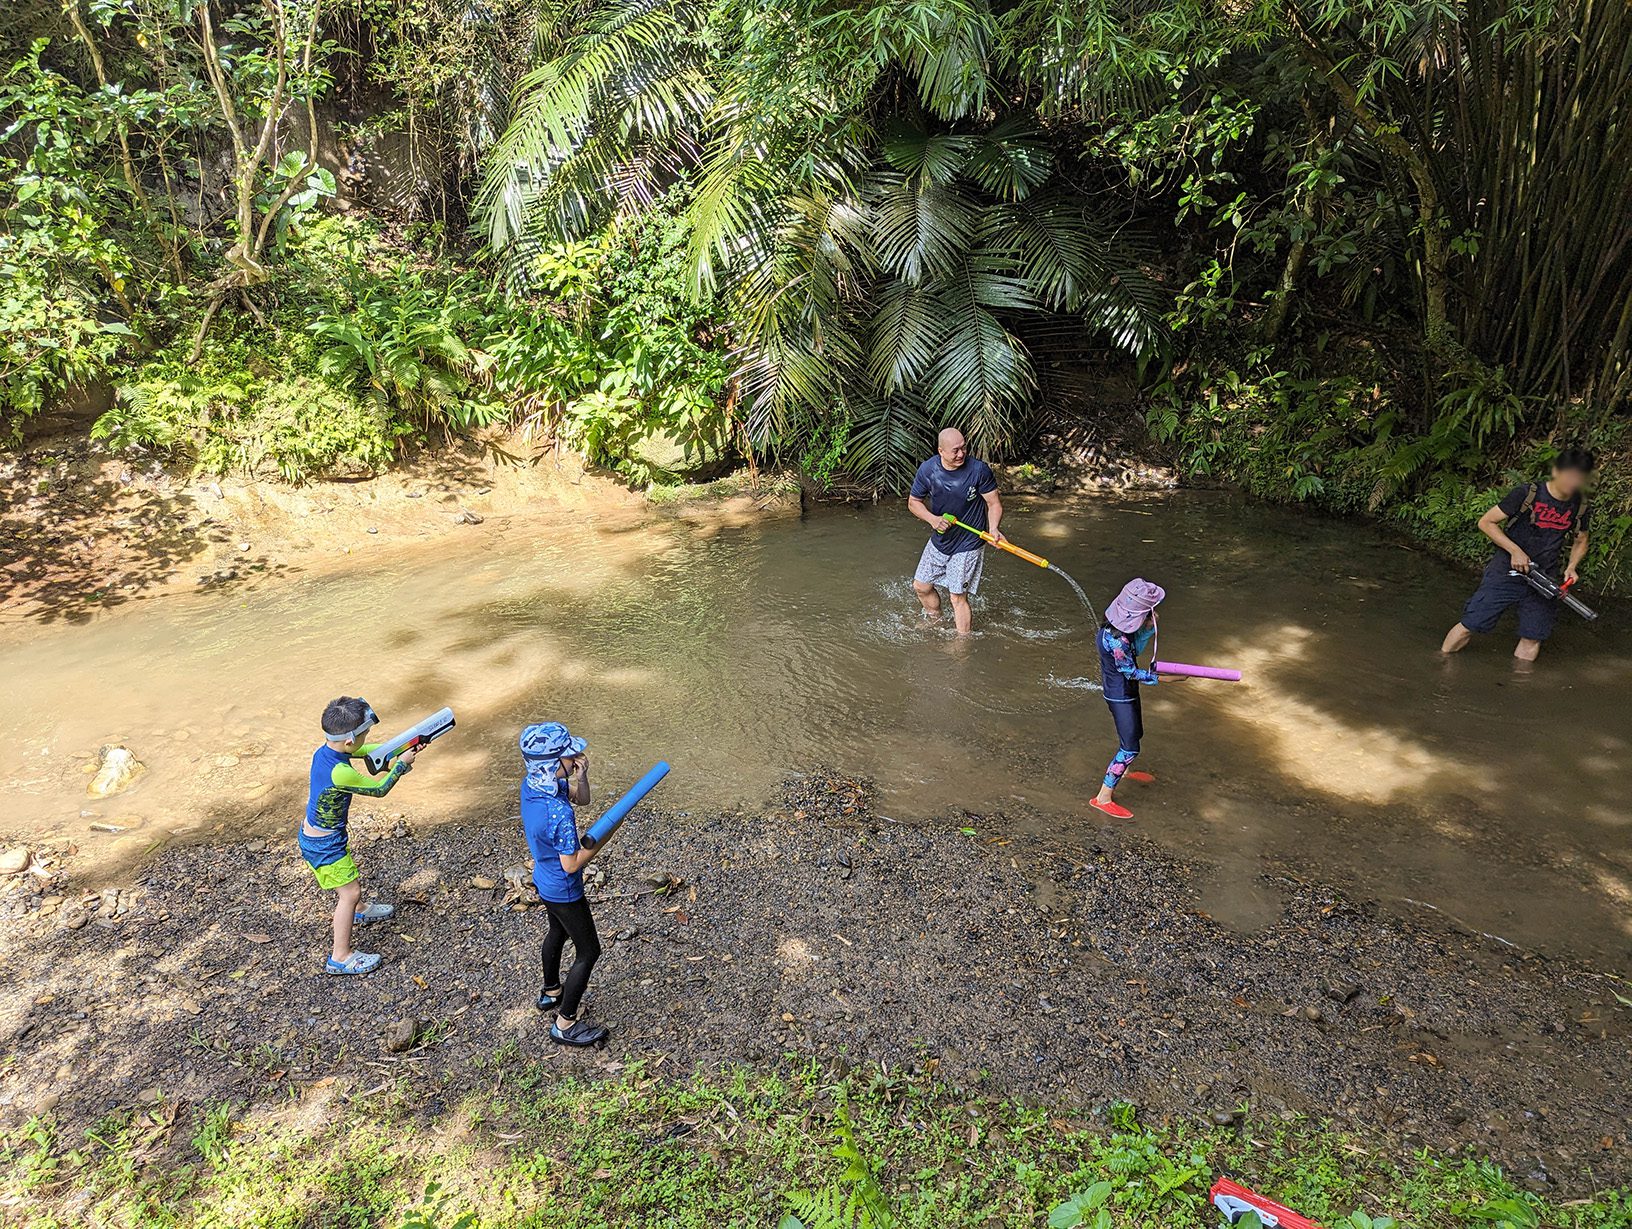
top-left (87, 745), bottom-right (142, 798)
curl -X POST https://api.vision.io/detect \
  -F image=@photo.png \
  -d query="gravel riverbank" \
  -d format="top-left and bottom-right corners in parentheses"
top-left (1, 770), bottom-right (1627, 1195)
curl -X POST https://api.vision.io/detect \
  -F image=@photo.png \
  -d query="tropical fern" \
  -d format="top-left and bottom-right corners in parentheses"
top-left (478, 0), bottom-right (1170, 487)
top-left (779, 1107), bottom-right (897, 1229)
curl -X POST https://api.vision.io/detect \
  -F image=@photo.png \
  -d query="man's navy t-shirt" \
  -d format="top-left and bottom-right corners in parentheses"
top-left (1495, 482), bottom-right (1589, 572)
top-left (911, 456), bottom-right (998, 555)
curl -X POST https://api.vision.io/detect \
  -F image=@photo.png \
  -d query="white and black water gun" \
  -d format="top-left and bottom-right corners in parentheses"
top-left (364, 707), bottom-right (456, 773)
top-left (1509, 567), bottom-right (1598, 622)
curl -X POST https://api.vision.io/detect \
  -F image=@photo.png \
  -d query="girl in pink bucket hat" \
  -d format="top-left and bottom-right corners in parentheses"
top-left (1090, 578), bottom-right (1165, 819)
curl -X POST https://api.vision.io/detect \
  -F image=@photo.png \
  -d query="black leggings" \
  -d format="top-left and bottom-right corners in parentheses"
top-left (541, 897), bottom-right (601, 1019)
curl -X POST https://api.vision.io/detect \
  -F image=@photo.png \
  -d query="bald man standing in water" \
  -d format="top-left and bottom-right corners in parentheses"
top-left (907, 428), bottom-right (1003, 635)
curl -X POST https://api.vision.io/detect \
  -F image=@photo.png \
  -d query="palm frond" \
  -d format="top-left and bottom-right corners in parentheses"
top-left (866, 280), bottom-right (941, 395)
top-left (685, 126), bottom-right (783, 297)
top-left (871, 173), bottom-right (980, 284)
top-left (735, 222), bottom-right (866, 451)
top-left (843, 393), bottom-right (936, 488)
top-left (475, 0), bottom-right (707, 247)
top-left (740, 319), bottom-right (852, 449)
top-left (991, 193), bottom-right (1165, 354)
top-left (881, 126), bottom-right (976, 186)
top-left (963, 115), bottom-right (1054, 201)
top-left (893, 0), bottom-right (999, 121)
top-left (924, 259), bottom-right (1034, 452)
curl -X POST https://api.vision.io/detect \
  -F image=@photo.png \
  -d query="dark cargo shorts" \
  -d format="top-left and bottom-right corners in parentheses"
top-left (1460, 562), bottom-right (1558, 641)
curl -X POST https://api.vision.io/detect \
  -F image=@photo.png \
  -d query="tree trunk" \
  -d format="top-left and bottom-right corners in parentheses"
top-left (189, 0), bottom-right (324, 361)
top-left (1285, 10), bottom-right (1452, 353)
top-left (62, 0), bottom-right (182, 283)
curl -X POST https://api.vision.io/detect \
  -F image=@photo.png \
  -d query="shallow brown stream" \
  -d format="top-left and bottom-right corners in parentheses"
top-left (2, 491), bottom-right (1628, 971)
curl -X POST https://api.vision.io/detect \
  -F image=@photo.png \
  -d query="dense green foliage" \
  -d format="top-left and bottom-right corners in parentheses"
top-left (0, 5), bottom-right (726, 480)
top-left (3, 1060), bottom-right (1627, 1227)
top-left (0, 39), bottom-right (142, 428)
top-left (481, 0), bottom-right (1632, 490)
top-left (79, 208), bottom-right (731, 480)
top-left (2, 0), bottom-right (1630, 576)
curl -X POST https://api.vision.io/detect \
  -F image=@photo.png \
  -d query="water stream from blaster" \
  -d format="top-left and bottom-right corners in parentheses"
top-left (1047, 564), bottom-right (1098, 625)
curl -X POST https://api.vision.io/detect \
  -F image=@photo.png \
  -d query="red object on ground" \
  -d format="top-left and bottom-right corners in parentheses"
top-left (1124, 770), bottom-right (1156, 783)
top-left (1089, 797), bottom-right (1134, 820)
top-left (1209, 1178), bottom-right (1325, 1229)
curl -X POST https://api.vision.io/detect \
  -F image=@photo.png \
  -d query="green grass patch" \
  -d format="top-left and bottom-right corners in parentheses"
top-left (2, 1062), bottom-right (1626, 1228)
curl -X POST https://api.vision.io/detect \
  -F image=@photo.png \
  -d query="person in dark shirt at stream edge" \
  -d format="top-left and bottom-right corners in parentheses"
top-left (1441, 447), bottom-right (1594, 662)
top-left (907, 427), bottom-right (1004, 636)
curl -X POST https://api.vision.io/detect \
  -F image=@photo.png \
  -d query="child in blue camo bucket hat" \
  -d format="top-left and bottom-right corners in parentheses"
top-left (519, 722), bottom-right (610, 1047)
top-left (1090, 579), bottom-right (1165, 820)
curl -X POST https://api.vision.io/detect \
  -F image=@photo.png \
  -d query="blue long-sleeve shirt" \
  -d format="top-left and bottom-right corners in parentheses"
top-left (1098, 625), bottom-right (1158, 701)
top-left (298, 744), bottom-right (410, 868)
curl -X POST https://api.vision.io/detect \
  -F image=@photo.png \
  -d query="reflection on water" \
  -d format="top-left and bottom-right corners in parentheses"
top-left (2, 492), bottom-right (1629, 971)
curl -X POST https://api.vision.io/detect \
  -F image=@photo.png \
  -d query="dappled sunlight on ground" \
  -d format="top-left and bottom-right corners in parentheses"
top-left (1586, 867), bottom-right (1632, 935)
top-left (4, 790), bottom-right (1631, 1212)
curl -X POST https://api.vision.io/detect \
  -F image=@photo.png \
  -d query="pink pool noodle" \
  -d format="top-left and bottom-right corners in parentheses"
top-left (1154, 660), bottom-right (1242, 681)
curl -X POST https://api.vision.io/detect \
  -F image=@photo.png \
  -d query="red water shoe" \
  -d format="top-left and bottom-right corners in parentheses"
top-left (1124, 771), bottom-right (1156, 783)
top-left (1089, 797), bottom-right (1134, 820)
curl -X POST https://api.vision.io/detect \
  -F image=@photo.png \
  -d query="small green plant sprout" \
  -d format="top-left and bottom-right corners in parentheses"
top-left (1451, 1195), bottom-right (1542, 1228)
top-left (397, 1179), bottom-right (477, 1229)
top-left (1048, 1179), bottom-right (1112, 1228)
top-left (1340, 1211), bottom-right (1399, 1229)
top-left (190, 1103), bottom-right (234, 1169)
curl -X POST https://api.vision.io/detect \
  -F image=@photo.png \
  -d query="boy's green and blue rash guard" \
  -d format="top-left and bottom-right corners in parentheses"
top-left (299, 744), bottom-right (410, 868)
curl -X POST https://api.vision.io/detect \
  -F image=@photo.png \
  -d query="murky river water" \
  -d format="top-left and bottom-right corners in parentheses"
top-left (2, 492), bottom-right (1628, 971)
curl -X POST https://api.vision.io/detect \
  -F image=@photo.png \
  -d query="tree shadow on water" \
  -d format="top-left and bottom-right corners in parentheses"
top-left (0, 450), bottom-right (307, 626)
top-left (0, 451), bottom-right (221, 626)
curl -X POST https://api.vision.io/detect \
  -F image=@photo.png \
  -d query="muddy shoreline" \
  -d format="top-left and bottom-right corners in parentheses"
top-left (0, 435), bottom-right (804, 627)
top-left (1, 771), bottom-right (1627, 1195)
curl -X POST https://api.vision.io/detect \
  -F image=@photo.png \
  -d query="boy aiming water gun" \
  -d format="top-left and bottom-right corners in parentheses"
top-left (299, 697), bottom-right (433, 975)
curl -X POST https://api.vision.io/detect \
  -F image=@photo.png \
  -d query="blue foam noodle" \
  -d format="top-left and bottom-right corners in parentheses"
top-left (584, 762), bottom-right (672, 848)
